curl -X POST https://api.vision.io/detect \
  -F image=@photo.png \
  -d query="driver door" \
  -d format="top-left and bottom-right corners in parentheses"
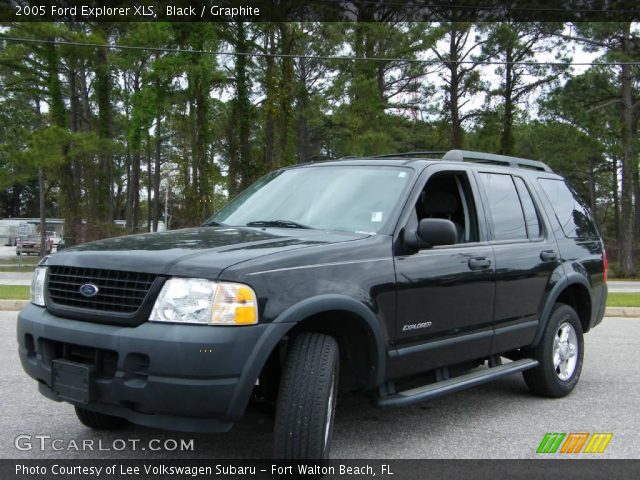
top-left (390, 166), bottom-right (495, 376)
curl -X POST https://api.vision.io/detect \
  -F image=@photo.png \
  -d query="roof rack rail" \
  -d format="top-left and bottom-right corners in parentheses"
top-left (340, 150), bottom-right (553, 173)
top-left (372, 151), bottom-right (447, 159)
top-left (442, 150), bottom-right (553, 173)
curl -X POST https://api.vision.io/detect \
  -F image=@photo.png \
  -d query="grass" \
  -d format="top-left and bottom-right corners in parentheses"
top-left (0, 256), bottom-right (40, 266)
top-left (606, 292), bottom-right (640, 308)
top-left (0, 266), bottom-right (37, 272)
top-left (0, 285), bottom-right (29, 300)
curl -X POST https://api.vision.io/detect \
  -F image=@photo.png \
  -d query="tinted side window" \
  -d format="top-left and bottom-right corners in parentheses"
top-left (513, 177), bottom-right (542, 239)
top-left (538, 178), bottom-right (597, 239)
top-left (415, 171), bottom-right (479, 243)
top-left (478, 173), bottom-right (527, 241)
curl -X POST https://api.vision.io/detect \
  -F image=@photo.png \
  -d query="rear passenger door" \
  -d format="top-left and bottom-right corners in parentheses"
top-left (474, 171), bottom-right (560, 353)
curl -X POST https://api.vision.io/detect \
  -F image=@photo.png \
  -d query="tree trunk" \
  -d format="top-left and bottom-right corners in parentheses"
top-left (278, 23), bottom-right (295, 166)
top-left (612, 156), bottom-right (620, 241)
top-left (449, 26), bottom-right (463, 149)
top-left (228, 21), bottom-right (253, 195)
top-left (152, 113), bottom-right (161, 232)
top-left (146, 130), bottom-right (152, 232)
top-left (127, 72), bottom-right (142, 233)
top-left (46, 40), bottom-right (81, 247)
top-left (500, 47), bottom-right (515, 155)
top-left (34, 97), bottom-right (47, 257)
top-left (95, 35), bottom-right (113, 228)
top-left (588, 155), bottom-right (597, 216)
top-left (130, 149), bottom-right (141, 232)
top-left (38, 166), bottom-right (46, 256)
top-left (619, 22), bottom-right (635, 276)
top-left (296, 59), bottom-right (310, 164)
top-left (263, 26), bottom-right (276, 171)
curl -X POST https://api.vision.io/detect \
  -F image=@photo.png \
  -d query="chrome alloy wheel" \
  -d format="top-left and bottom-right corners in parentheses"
top-left (553, 322), bottom-right (579, 381)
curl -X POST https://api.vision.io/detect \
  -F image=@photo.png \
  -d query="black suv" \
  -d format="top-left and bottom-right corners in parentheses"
top-left (18, 150), bottom-right (607, 459)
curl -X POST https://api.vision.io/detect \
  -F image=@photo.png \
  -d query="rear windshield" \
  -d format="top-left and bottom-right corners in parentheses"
top-left (537, 178), bottom-right (598, 239)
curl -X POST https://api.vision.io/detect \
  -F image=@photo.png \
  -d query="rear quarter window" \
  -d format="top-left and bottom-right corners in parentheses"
top-left (537, 178), bottom-right (598, 239)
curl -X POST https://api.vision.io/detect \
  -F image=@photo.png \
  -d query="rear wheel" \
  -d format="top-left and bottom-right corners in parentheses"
top-left (273, 333), bottom-right (339, 460)
top-left (523, 303), bottom-right (584, 397)
top-left (74, 406), bottom-right (128, 430)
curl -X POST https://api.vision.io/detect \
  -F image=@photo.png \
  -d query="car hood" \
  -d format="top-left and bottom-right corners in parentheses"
top-left (45, 227), bottom-right (369, 278)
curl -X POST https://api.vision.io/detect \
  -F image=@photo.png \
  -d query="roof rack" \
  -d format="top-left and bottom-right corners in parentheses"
top-left (372, 151), bottom-right (447, 159)
top-left (364, 149), bottom-right (553, 173)
top-left (442, 150), bottom-right (553, 172)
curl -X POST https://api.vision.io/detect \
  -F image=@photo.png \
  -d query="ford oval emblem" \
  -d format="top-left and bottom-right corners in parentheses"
top-left (79, 283), bottom-right (99, 298)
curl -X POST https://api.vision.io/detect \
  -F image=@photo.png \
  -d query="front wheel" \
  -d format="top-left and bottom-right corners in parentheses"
top-left (523, 303), bottom-right (584, 397)
top-left (273, 333), bottom-right (339, 460)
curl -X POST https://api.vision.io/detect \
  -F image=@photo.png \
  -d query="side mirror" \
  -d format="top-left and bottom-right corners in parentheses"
top-left (404, 218), bottom-right (457, 250)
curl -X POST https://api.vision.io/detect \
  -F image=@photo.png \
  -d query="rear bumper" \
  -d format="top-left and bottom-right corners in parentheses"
top-left (590, 283), bottom-right (608, 330)
top-left (17, 304), bottom-right (292, 432)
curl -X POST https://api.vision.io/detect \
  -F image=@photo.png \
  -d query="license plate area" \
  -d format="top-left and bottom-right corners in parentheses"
top-left (51, 359), bottom-right (95, 404)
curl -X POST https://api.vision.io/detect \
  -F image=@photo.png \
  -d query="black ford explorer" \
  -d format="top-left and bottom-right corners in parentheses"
top-left (18, 150), bottom-right (607, 459)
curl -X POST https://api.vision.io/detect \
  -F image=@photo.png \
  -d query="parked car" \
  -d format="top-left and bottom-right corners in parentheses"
top-left (18, 150), bottom-right (607, 460)
top-left (16, 236), bottom-right (52, 255)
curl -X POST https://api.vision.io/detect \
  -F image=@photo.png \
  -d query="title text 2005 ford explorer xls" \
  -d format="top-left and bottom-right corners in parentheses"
top-left (18, 150), bottom-right (607, 459)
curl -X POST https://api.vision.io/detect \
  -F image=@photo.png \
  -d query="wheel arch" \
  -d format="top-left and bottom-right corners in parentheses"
top-left (275, 295), bottom-right (387, 390)
top-left (533, 274), bottom-right (592, 346)
top-left (225, 295), bottom-right (387, 420)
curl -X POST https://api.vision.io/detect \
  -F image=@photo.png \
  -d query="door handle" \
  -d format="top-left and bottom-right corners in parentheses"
top-left (468, 257), bottom-right (491, 270)
top-left (540, 250), bottom-right (558, 262)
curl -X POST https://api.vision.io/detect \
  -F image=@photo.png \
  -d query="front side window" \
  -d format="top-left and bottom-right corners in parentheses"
top-left (414, 171), bottom-right (479, 243)
top-left (477, 173), bottom-right (528, 241)
top-left (207, 166), bottom-right (412, 234)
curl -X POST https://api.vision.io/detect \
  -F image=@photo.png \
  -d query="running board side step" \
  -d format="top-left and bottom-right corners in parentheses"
top-left (375, 358), bottom-right (539, 409)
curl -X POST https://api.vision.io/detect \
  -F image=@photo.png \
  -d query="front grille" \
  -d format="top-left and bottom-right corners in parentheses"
top-left (47, 266), bottom-right (156, 314)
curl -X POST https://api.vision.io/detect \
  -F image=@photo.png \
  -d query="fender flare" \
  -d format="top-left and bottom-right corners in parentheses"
top-left (532, 273), bottom-right (592, 345)
top-left (275, 294), bottom-right (387, 388)
top-left (226, 295), bottom-right (387, 420)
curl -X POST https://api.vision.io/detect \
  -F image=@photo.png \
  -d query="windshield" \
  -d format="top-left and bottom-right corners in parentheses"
top-left (208, 165), bottom-right (412, 233)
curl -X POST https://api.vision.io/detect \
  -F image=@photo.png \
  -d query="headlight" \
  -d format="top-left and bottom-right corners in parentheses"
top-left (149, 278), bottom-right (258, 326)
top-left (30, 267), bottom-right (47, 307)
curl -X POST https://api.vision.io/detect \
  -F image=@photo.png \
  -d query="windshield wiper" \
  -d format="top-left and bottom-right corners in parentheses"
top-left (245, 220), bottom-right (312, 229)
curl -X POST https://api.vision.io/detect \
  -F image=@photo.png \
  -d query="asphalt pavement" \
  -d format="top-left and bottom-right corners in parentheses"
top-left (0, 312), bottom-right (638, 459)
top-left (0, 272), bottom-right (32, 286)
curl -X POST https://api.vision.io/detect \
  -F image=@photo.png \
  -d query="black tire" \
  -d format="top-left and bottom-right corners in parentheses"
top-left (74, 406), bottom-right (128, 430)
top-left (273, 333), bottom-right (339, 460)
top-left (523, 303), bottom-right (584, 398)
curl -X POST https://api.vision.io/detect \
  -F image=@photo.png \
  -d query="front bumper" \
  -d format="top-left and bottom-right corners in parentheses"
top-left (17, 304), bottom-right (292, 432)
